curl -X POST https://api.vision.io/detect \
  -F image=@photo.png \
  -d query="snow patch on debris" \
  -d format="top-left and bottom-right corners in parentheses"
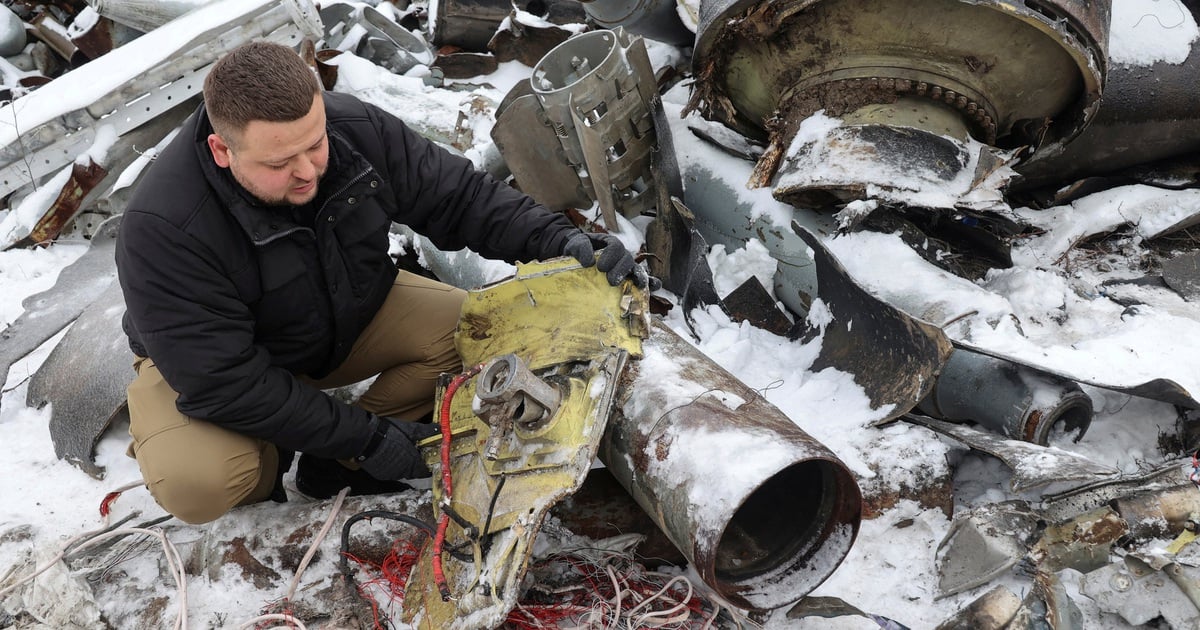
top-left (1110, 0), bottom-right (1199, 65)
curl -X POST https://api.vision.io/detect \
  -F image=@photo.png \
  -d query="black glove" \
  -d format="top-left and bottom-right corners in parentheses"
top-left (562, 231), bottom-right (649, 288)
top-left (354, 416), bottom-right (440, 480)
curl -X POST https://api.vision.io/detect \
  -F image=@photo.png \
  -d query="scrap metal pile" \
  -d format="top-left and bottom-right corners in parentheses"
top-left (0, 0), bottom-right (1199, 628)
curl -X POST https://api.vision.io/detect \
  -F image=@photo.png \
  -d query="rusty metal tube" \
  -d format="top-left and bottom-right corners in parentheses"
top-left (1111, 483), bottom-right (1200, 540)
top-left (599, 319), bottom-right (862, 611)
top-left (916, 349), bottom-right (1093, 445)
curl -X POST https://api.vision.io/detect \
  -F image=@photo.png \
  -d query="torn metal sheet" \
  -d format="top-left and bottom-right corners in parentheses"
top-left (1038, 464), bottom-right (1183, 527)
top-left (27, 279), bottom-right (133, 479)
top-left (402, 260), bottom-right (646, 629)
top-left (916, 349), bottom-right (1093, 446)
top-left (934, 502), bottom-right (1039, 598)
top-left (934, 585), bottom-right (1021, 630)
top-left (795, 225), bottom-right (952, 421)
top-left (600, 318), bottom-right (862, 611)
top-left (1080, 553), bottom-right (1200, 629)
top-left (787, 595), bottom-right (912, 628)
top-left (0, 216), bottom-right (121, 407)
top-left (905, 414), bottom-right (1120, 492)
top-left (687, 0), bottom-right (1107, 192)
top-left (1006, 570), bottom-right (1083, 630)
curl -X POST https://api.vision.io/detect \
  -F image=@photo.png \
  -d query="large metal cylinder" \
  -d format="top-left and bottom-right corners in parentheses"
top-left (599, 319), bottom-right (863, 611)
top-left (917, 349), bottom-right (1093, 446)
top-left (688, 0), bottom-right (1109, 202)
top-left (1014, 3), bottom-right (1200, 187)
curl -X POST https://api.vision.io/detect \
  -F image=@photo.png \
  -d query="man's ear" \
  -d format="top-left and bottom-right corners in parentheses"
top-left (207, 133), bottom-right (233, 168)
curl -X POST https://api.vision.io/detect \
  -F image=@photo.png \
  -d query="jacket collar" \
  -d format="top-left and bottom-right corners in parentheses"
top-left (191, 100), bottom-right (378, 245)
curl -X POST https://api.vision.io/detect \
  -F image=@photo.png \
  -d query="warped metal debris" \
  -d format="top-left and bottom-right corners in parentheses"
top-left (904, 414), bottom-right (1120, 492)
top-left (28, 279), bottom-right (132, 479)
top-left (934, 502), bottom-right (1040, 598)
top-left (0, 215), bottom-right (120, 410)
top-left (1080, 552), bottom-right (1200, 629)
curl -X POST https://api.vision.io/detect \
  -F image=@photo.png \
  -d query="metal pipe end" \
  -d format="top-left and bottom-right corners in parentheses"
top-left (707, 458), bottom-right (862, 610)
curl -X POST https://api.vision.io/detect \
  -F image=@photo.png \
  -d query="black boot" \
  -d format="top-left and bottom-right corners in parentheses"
top-left (294, 453), bottom-right (413, 499)
top-left (269, 448), bottom-right (295, 503)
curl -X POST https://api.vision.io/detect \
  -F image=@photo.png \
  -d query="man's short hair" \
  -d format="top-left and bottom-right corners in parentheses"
top-left (203, 41), bottom-right (321, 149)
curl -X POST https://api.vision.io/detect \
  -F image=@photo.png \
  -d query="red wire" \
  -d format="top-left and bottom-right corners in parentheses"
top-left (432, 363), bottom-right (483, 601)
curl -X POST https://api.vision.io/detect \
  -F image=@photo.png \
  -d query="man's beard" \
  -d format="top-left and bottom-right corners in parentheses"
top-left (232, 168), bottom-right (324, 207)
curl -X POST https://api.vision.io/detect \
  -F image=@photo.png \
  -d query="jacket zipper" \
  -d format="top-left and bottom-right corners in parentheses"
top-left (250, 165), bottom-right (374, 246)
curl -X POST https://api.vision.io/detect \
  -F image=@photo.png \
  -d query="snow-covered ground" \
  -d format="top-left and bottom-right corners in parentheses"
top-left (2, 0), bottom-right (1200, 628)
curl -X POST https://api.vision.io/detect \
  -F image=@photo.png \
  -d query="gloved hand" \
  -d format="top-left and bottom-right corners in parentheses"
top-left (562, 231), bottom-right (649, 288)
top-left (355, 416), bottom-right (440, 480)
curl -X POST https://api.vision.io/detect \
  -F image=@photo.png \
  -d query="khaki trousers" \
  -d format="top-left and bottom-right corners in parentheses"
top-left (126, 270), bottom-right (466, 524)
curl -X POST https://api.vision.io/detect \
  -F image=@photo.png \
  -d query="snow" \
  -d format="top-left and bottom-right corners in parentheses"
top-left (0, 2), bottom-right (1198, 629)
top-left (1110, 0), bottom-right (1199, 65)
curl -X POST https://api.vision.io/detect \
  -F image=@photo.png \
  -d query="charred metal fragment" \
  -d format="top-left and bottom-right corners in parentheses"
top-left (28, 279), bottom-right (132, 479)
top-left (905, 414), bottom-right (1119, 492)
top-left (8, 158), bottom-right (107, 249)
top-left (0, 215), bottom-right (120, 411)
top-left (934, 585), bottom-right (1021, 630)
top-left (599, 318), bottom-right (863, 611)
top-left (916, 349), bottom-right (1093, 446)
top-left (1028, 507), bottom-right (1127, 575)
top-left (1007, 570), bottom-right (1083, 630)
top-left (934, 502), bottom-right (1039, 598)
top-left (795, 225), bottom-right (952, 418)
top-left (1110, 483), bottom-right (1200, 541)
top-left (430, 0), bottom-right (585, 54)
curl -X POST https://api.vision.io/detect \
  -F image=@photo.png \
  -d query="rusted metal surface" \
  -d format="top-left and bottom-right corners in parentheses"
top-left (10, 158), bottom-right (107, 249)
top-left (599, 318), bottom-right (862, 611)
top-left (1111, 483), bottom-right (1200, 541)
top-left (687, 0), bottom-right (1109, 194)
top-left (916, 349), bottom-right (1093, 446)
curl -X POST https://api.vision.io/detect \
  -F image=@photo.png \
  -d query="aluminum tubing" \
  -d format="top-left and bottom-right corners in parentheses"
top-left (598, 319), bottom-right (862, 611)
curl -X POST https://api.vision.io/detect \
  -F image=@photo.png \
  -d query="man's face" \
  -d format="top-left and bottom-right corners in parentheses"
top-left (207, 94), bottom-right (329, 207)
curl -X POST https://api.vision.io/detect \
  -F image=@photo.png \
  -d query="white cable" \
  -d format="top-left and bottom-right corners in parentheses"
top-left (285, 487), bottom-right (349, 602)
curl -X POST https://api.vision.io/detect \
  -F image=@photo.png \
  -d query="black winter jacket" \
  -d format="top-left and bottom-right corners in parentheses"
top-left (115, 91), bottom-right (577, 460)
